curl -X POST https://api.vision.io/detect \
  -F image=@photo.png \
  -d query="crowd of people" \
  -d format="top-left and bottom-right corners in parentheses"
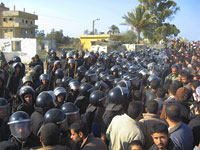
top-left (0, 41), bottom-right (200, 150)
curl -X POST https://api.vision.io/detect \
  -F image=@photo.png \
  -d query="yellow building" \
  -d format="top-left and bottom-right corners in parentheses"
top-left (0, 3), bottom-right (38, 39)
top-left (79, 34), bottom-right (121, 51)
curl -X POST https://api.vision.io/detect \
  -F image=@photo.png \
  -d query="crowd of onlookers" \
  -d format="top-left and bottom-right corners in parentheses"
top-left (0, 40), bottom-right (200, 150)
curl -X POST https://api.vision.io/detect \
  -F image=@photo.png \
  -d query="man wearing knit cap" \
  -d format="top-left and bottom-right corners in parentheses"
top-left (173, 87), bottom-right (190, 124)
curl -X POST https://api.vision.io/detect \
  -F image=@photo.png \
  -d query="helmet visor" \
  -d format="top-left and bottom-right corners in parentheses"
top-left (65, 111), bottom-right (80, 126)
top-left (9, 121), bottom-right (31, 140)
top-left (57, 116), bottom-right (68, 131)
top-left (0, 104), bottom-right (10, 119)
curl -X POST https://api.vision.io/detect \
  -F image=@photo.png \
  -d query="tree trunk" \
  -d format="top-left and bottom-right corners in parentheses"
top-left (137, 30), bottom-right (141, 44)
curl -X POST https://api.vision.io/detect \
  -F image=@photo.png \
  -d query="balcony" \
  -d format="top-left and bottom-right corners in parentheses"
top-left (2, 22), bottom-right (38, 29)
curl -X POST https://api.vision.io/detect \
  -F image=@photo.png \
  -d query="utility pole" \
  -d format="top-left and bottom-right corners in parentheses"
top-left (92, 18), bottom-right (100, 35)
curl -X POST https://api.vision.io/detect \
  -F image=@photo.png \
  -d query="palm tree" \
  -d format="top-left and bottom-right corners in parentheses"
top-left (122, 4), bottom-right (155, 44)
top-left (107, 25), bottom-right (120, 35)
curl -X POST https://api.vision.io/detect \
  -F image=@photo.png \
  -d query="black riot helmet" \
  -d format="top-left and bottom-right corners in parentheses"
top-left (35, 91), bottom-right (54, 112)
top-left (61, 102), bottom-right (80, 126)
top-left (54, 60), bottom-right (62, 68)
top-left (94, 81), bottom-right (109, 91)
top-left (0, 98), bottom-right (10, 119)
top-left (47, 57), bottom-right (55, 66)
top-left (19, 85), bottom-right (35, 105)
top-left (34, 65), bottom-right (43, 75)
top-left (12, 62), bottom-right (22, 73)
top-left (89, 90), bottom-right (107, 107)
top-left (110, 65), bottom-right (121, 76)
top-left (118, 70), bottom-right (126, 78)
top-left (116, 80), bottom-right (131, 89)
top-left (105, 74), bottom-right (115, 87)
top-left (44, 108), bottom-right (68, 131)
top-left (50, 49), bottom-right (56, 55)
top-left (113, 78), bottom-right (122, 86)
top-left (12, 56), bottom-right (21, 63)
top-left (79, 82), bottom-right (94, 97)
top-left (69, 80), bottom-right (80, 91)
top-left (19, 85), bottom-right (35, 99)
top-left (85, 70), bottom-right (98, 84)
top-left (61, 53), bottom-right (66, 60)
top-left (55, 69), bottom-right (64, 79)
top-left (99, 71), bottom-right (109, 82)
top-left (77, 66), bottom-right (87, 75)
top-left (54, 87), bottom-right (67, 97)
top-left (39, 74), bottom-right (49, 81)
top-left (62, 76), bottom-right (73, 87)
top-left (124, 74), bottom-right (140, 90)
top-left (8, 111), bottom-right (31, 140)
top-left (108, 86), bottom-right (129, 105)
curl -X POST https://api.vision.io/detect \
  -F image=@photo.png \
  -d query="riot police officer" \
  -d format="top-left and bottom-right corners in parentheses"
top-left (83, 90), bottom-right (106, 137)
top-left (74, 82), bottom-right (94, 115)
top-left (31, 91), bottom-right (54, 137)
top-left (8, 111), bottom-right (40, 149)
top-left (36, 74), bottom-right (50, 95)
top-left (54, 87), bottom-right (67, 108)
top-left (12, 85), bottom-right (35, 116)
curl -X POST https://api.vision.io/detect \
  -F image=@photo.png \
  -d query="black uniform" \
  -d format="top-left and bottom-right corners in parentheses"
top-left (0, 118), bottom-right (10, 142)
top-left (30, 106), bottom-right (45, 137)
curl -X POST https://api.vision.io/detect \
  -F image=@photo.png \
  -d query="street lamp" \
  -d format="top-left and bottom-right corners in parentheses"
top-left (92, 18), bottom-right (100, 35)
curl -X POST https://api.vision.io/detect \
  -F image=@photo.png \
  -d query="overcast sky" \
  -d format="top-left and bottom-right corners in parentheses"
top-left (2, 0), bottom-right (200, 41)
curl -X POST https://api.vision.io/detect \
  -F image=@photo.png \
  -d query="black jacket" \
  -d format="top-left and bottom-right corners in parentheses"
top-left (0, 118), bottom-right (10, 142)
top-left (188, 114), bottom-right (200, 147)
top-left (74, 96), bottom-right (89, 115)
top-left (172, 100), bottom-right (190, 124)
top-left (30, 106), bottom-right (45, 137)
top-left (82, 104), bottom-right (105, 137)
top-left (9, 134), bottom-right (40, 150)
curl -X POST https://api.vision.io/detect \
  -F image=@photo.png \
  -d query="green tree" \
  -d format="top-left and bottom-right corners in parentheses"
top-left (155, 23), bottom-right (179, 47)
top-left (122, 4), bottom-right (155, 44)
top-left (139, 0), bottom-right (180, 44)
top-left (121, 30), bottom-right (137, 44)
top-left (107, 25), bottom-right (120, 35)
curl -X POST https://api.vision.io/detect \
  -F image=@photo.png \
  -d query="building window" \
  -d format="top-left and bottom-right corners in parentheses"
top-left (9, 18), bottom-right (13, 21)
top-left (12, 41), bottom-right (21, 51)
top-left (10, 29), bottom-right (13, 32)
top-left (25, 20), bottom-right (28, 24)
top-left (3, 29), bottom-right (8, 33)
top-left (3, 18), bottom-right (7, 22)
top-left (30, 21), bottom-right (33, 24)
top-left (22, 19), bottom-right (24, 23)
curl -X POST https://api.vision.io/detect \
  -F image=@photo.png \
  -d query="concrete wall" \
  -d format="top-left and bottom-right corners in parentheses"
top-left (0, 38), bottom-right (38, 63)
top-left (123, 44), bottom-right (147, 51)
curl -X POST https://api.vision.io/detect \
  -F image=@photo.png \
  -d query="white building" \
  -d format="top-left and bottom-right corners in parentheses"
top-left (0, 38), bottom-right (38, 63)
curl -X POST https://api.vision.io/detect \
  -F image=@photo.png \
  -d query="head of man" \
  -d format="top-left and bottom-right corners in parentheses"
top-left (171, 65), bottom-right (179, 77)
top-left (180, 71), bottom-right (191, 85)
top-left (40, 123), bottom-right (60, 147)
top-left (70, 120), bottom-right (89, 143)
top-left (151, 123), bottom-right (170, 150)
top-left (127, 101), bottom-right (143, 121)
top-left (165, 104), bottom-right (181, 123)
top-left (146, 100), bottom-right (158, 114)
top-left (128, 140), bottom-right (143, 150)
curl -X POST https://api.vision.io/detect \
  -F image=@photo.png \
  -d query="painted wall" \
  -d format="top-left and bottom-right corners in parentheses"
top-left (0, 38), bottom-right (38, 63)
top-left (79, 34), bottom-right (121, 51)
